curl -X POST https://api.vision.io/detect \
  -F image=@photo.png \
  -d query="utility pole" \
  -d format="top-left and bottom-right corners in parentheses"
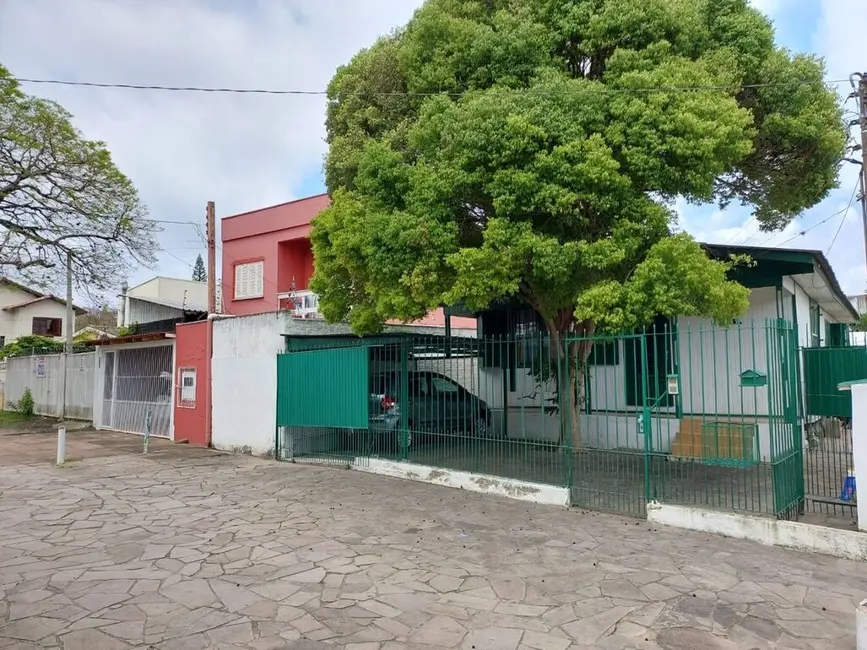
top-left (852, 73), bottom-right (867, 279)
top-left (206, 201), bottom-right (216, 314)
top-left (57, 252), bottom-right (73, 464)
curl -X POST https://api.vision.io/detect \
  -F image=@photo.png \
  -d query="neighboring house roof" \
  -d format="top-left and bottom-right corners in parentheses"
top-left (451, 244), bottom-right (857, 324)
top-left (74, 326), bottom-right (116, 339)
top-left (223, 193), bottom-right (329, 222)
top-left (0, 278), bottom-right (86, 315)
top-left (222, 193), bottom-right (331, 243)
top-left (701, 244), bottom-right (858, 324)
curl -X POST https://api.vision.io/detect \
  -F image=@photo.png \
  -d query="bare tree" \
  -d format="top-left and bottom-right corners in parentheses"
top-left (0, 65), bottom-right (158, 294)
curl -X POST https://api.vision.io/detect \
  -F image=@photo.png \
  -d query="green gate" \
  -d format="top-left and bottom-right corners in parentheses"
top-left (276, 346), bottom-right (370, 463)
top-left (766, 320), bottom-right (803, 518)
top-left (802, 345), bottom-right (867, 418)
top-left (801, 344), bottom-right (865, 515)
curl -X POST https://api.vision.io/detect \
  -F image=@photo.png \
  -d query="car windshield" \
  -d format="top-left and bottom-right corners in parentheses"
top-left (372, 373), bottom-right (463, 398)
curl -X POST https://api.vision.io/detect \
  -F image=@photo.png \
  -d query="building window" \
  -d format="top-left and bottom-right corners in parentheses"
top-left (234, 261), bottom-right (264, 300)
top-left (809, 301), bottom-right (820, 347)
top-left (32, 317), bottom-right (62, 337)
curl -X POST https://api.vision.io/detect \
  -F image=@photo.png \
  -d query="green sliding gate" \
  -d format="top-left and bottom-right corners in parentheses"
top-left (276, 346), bottom-right (370, 463)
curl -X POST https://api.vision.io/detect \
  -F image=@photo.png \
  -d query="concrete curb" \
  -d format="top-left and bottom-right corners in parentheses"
top-left (353, 457), bottom-right (570, 507)
top-left (647, 501), bottom-right (867, 561)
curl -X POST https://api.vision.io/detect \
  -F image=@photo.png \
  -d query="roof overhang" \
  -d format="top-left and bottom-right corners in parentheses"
top-left (1, 294), bottom-right (87, 315)
top-left (838, 378), bottom-right (867, 391)
top-left (702, 243), bottom-right (858, 324)
top-left (91, 332), bottom-right (175, 346)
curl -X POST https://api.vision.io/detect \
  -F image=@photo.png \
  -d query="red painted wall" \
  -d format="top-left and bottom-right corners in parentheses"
top-left (277, 240), bottom-right (314, 291)
top-left (173, 320), bottom-right (211, 446)
top-left (219, 193), bottom-right (477, 330)
top-left (222, 194), bottom-right (327, 316)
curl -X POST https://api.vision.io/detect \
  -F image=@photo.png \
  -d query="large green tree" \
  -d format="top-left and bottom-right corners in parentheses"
top-left (0, 65), bottom-right (158, 294)
top-left (311, 0), bottom-right (847, 445)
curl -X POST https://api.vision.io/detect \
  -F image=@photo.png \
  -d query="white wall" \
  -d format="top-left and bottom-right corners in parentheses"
top-left (3, 352), bottom-right (95, 419)
top-left (791, 281), bottom-right (814, 347)
top-left (211, 311), bottom-right (476, 457)
top-left (120, 277), bottom-right (209, 326)
top-left (211, 312), bottom-right (287, 455)
top-left (0, 284), bottom-right (72, 341)
top-left (124, 298), bottom-right (185, 327)
top-left (466, 288), bottom-right (791, 459)
top-left (153, 278), bottom-right (208, 311)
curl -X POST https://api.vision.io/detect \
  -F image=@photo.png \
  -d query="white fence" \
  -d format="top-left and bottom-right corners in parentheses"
top-left (3, 352), bottom-right (96, 420)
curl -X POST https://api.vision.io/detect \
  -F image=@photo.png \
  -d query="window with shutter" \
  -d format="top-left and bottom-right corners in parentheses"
top-left (234, 261), bottom-right (264, 299)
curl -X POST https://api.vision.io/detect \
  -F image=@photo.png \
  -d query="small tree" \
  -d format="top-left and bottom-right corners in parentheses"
top-left (311, 0), bottom-right (847, 447)
top-left (192, 254), bottom-right (208, 282)
top-left (18, 388), bottom-right (34, 418)
top-left (0, 64), bottom-right (158, 295)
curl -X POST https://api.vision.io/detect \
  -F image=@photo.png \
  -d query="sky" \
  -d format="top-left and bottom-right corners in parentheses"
top-left (0, 0), bottom-right (864, 306)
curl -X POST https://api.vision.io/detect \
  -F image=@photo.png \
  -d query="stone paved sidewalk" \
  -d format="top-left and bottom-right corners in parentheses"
top-left (0, 433), bottom-right (860, 649)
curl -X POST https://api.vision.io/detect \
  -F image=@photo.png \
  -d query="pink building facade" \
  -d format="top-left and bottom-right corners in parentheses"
top-left (221, 194), bottom-right (474, 329)
top-left (221, 193), bottom-right (329, 316)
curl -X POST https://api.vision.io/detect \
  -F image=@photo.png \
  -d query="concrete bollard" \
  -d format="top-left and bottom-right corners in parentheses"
top-left (858, 599), bottom-right (867, 650)
top-left (56, 426), bottom-right (66, 465)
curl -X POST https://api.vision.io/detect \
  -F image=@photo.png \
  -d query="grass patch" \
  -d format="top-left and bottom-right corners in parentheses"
top-left (0, 410), bottom-right (31, 426)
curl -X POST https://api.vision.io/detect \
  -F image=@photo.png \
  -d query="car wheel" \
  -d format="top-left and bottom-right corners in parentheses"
top-left (471, 416), bottom-right (491, 439)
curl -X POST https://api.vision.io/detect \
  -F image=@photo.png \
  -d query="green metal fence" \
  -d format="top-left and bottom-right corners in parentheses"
top-left (801, 342), bottom-right (866, 518)
top-left (276, 319), bottom-right (802, 518)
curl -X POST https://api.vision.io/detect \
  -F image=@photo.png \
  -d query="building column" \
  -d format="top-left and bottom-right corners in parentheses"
top-left (842, 381), bottom-right (867, 532)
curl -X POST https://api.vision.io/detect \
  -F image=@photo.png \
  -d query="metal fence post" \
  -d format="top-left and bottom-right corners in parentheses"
top-left (639, 334), bottom-right (653, 504)
top-left (143, 408), bottom-right (151, 454)
top-left (400, 341), bottom-right (410, 461)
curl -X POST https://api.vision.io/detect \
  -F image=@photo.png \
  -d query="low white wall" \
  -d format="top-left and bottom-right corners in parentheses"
top-left (211, 313), bottom-right (286, 456)
top-left (648, 502), bottom-right (867, 562)
top-left (490, 409), bottom-right (679, 452)
top-left (354, 458), bottom-right (570, 507)
top-left (211, 312), bottom-right (475, 457)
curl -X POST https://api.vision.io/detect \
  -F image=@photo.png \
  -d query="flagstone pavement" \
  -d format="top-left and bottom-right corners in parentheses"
top-left (0, 431), bottom-right (861, 649)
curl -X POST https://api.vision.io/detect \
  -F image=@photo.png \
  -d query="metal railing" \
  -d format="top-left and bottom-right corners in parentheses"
top-left (278, 289), bottom-right (321, 318)
top-left (276, 319), bottom-right (802, 518)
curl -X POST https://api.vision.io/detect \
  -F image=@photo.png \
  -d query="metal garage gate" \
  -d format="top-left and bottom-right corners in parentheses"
top-left (98, 342), bottom-right (174, 438)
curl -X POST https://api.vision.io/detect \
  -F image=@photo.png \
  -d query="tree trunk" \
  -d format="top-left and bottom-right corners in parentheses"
top-left (546, 315), bottom-right (595, 450)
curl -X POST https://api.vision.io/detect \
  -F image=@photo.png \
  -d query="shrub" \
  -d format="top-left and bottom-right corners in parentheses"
top-left (18, 388), bottom-right (34, 417)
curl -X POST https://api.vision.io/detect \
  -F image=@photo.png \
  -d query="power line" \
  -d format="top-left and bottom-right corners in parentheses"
top-left (754, 181), bottom-right (861, 250)
top-left (827, 183), bottom-right (860, 254)
top-left (143, 218), bottom-right (201, 226)
top-left (5, 76), bottom-right (851, 98)
top-left (725, 216), bottom-right (756, 245)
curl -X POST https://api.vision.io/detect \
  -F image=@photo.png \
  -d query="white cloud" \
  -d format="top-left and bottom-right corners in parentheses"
top-left (748, 0), bottom-right (781, 18)
top-left (692, 0), bottom-right (867, 296)
top-left (0, 0), bottom-right (423, 296)
top-left (1, 0), bottom-right (863, 299)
